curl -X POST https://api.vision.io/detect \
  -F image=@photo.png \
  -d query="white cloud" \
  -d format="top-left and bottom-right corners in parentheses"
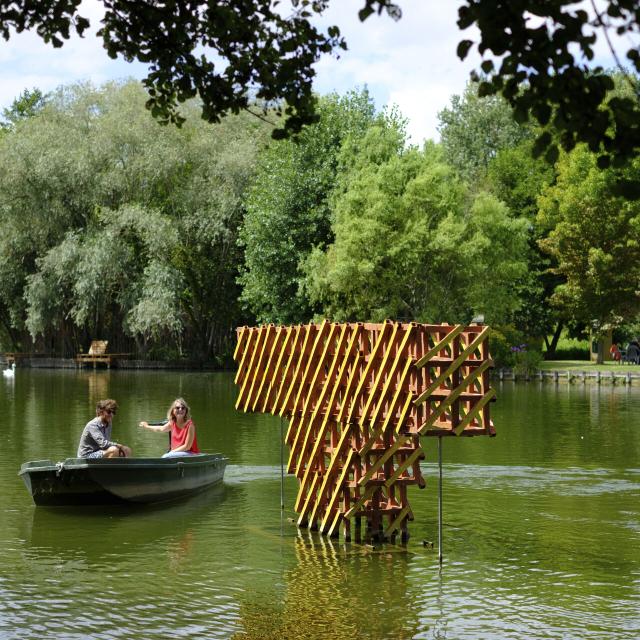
top-left (312, 1), bottom-right (482, 143)
top-left (0, 0), bottom-right (146, 108)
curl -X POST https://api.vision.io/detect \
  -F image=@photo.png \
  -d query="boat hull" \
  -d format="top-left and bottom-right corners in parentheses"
top-left (19, 454), bottom-right (227, 506)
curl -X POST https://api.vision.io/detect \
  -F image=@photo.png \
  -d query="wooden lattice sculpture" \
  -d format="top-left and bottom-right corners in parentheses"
top-left (234, 321), bottom-right (495, 541)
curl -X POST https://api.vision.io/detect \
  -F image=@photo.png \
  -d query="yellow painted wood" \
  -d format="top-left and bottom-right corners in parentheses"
top-left (285, 413), bottom-right (300, 446)
top-left (366, 325), bottom-right (415, 428)
top-left (414, 326), bottom-right (490, 405)
top-left (293, 324), bottom-right (344, 473)
top-left (417, 359), bottom-right (493, 432)
top-left (321, 448), bottom-right (353, 532)
top-left (325, 505), bottom-right (343, 538)
top-left (343, 484), bottom-right (377, 519)
top-left (393, 389), bottom-right (416, 435)
top-left (357, 435), bottom-right (412, 487)
top-left (290, 320), bottom-right (330, 418)
top-left (384, 448), bottom-right (424, 487)
top-left (335, 351), bottom-right (363, 425)
top-left (277, 324), bottom-right (315, 416)
top-left (235, 327), bottom-right (266, 410)
top-left (285, 416), bottom-right (303, 475)
top-left (272, 325), bottom-right (303, 413)
top-left (297, 327), bottom-right (355, 518)
top-left (243, 324), bottom-right (274, 412)
top-left (453, 388), bottom-right (496, 435)
top-left (345, 323), bottom-right (393, 425)
top-left (309, 423), bottom-right (353, 526)
top-left (414, 324), bottom-right (466, 368)
top-left (359, 322), bottom-right (399, 424)
top-left (299, 323), bottom-right (340, 419)
top-left (384, 504), bottom-right (412, 538)
top-left (261, 325), bottom-right (294, 413)
top-left (287, 417), bottom-right (308, 476)
top-left (357, 330), bottom-right (416, 457)
top-left (250, 325), bottom-right (281, 412)
top-left (232, 327), bottom-right (250, 378)
top-left (296, 468), bottom-right (321, 516)
top-left (234, 321), bottom-right (496, 541)
top-left (360, 367), bottom-right (414, 460)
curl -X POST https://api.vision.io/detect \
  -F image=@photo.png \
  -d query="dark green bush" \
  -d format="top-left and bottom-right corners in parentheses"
top-left (548, 347), bottom-right (590, 360)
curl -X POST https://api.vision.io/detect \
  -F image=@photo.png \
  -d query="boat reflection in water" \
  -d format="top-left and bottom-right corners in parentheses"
top-left (23, 481), bottom-right (229, 556)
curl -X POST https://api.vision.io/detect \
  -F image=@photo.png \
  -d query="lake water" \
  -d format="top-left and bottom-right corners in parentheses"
top-left (0, 370), bottom-right (638, 639)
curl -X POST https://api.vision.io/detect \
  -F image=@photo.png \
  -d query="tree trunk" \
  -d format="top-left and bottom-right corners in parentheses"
top-left (544, 321), bottom-right (564, 359)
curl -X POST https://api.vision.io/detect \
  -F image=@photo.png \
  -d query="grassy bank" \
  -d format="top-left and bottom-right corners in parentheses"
top-left (538, 360), bottom-right (636, 373)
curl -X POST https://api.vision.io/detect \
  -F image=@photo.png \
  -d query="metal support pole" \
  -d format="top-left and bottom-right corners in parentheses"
top-left (280, 417), bottom-right (285, 510)
top-left (438, 436), bottom-right (443, 564)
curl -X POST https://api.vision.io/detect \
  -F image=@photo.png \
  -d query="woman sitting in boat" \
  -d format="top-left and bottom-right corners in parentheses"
top-left (139, 398), bottom-right (200, 457)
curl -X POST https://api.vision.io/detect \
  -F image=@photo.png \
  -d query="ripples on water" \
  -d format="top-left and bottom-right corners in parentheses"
top-left (0, 374), bottom-right (638, 639)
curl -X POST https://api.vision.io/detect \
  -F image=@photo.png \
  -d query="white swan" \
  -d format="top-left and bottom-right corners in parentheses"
top-left (3, 363), bottom-right (16, 378)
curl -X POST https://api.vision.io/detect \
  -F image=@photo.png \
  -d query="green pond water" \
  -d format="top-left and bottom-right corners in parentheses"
top-left (0, 370), bottom-right (638, 639)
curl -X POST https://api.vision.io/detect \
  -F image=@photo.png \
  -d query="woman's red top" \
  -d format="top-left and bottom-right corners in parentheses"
top-left (170, 419), bottom-right (200, 453)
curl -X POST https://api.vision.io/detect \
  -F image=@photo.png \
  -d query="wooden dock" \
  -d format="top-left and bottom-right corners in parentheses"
top-left (75, 340), bottom-right (130, 369)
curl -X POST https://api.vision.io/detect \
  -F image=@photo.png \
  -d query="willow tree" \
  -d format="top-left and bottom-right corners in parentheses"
top-left (0, 81), bottom-right (270, 359)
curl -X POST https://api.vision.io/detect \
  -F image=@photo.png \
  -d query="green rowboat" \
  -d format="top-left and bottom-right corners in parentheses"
top-left (19, 454), bottom-right (227, 506)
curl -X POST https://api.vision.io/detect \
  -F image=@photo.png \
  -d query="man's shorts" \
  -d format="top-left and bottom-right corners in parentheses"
top-left (86, 450), bottom-right (105, 459)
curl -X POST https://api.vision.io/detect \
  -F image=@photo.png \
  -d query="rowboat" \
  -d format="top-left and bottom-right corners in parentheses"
top-left (19, 454), bottom-right (227, 506)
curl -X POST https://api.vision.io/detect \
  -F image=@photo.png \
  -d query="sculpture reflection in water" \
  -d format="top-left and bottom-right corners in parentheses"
top-left (236, 529), bottom-right (421, 639)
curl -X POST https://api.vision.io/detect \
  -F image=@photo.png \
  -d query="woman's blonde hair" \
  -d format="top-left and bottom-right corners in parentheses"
top-left (167, 397), bottom-right (191, 422)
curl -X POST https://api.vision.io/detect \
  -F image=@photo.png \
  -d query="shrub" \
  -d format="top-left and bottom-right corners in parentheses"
top-left (512, 345), bottom-right (543, 376)
top-left (490, 325), bottom-right (521, 368)
top-left (550, 346), bottom-right (590, 360)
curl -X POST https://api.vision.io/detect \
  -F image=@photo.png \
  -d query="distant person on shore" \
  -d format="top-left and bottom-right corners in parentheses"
top-left (77, 399), bottom-right (132, 458)
top-left (139, 397), bottom-right (200, 457)
top-left (609, 343), bottom-right (622, 362)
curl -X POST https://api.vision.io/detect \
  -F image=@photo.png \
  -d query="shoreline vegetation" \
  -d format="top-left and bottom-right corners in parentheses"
top-left (498, 360), bottom-right (640, 383)
top-left (2, 80), bottom-right (639, 366)
top-left (0, 356), bottom-right (229, 371)
top-left (4, 356), bottom-right (639, 383)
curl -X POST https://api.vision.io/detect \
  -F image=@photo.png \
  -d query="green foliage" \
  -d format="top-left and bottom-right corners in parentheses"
top-left (489, 326), bottom-right (519, 368)
top-left (551, 346), bottom-right (590, 361)
top-left (304, 128), bottom-right (530, 324)
top-left (538, 145), bottom-right (640, 335)
top-left (486, 139), bottom-right (554, 221)
top-left (4, 0), bottom-right (640, 172)
top-left (458, 2), bottom-right (640, 179)
top-left (438, 82), bottom-right (531, 183)
top-left (486, 138), bottom-right (561, 342)
top-left (239, 89), bottom-right (377, 324)
top-left (0, 81), bottom-right (270, 358)
top-left (512, 346), bottom-right (543, 376)
top-left (1, 88), bottom-right (47, 129)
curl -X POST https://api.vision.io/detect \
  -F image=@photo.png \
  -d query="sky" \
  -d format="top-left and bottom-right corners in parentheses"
top-left (0, 1), bottom-right (626, 145)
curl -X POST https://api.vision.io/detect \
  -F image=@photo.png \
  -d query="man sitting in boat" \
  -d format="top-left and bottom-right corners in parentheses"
top-left (77, 399), bottom-right (132, 458)
top-left (139, 397), bottom-right (200, 457)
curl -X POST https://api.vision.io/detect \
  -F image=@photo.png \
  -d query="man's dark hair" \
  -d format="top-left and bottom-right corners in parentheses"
top-left (96, 399), bottom-right (118, 415)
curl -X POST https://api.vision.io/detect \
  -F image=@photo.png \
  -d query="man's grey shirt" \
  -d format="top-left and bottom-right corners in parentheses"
top-left (77, 417), bottom-right (116, 457)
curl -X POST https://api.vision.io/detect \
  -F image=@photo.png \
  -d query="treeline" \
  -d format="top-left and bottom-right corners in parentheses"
top-left (1, 80), bottom-right (639, 365)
